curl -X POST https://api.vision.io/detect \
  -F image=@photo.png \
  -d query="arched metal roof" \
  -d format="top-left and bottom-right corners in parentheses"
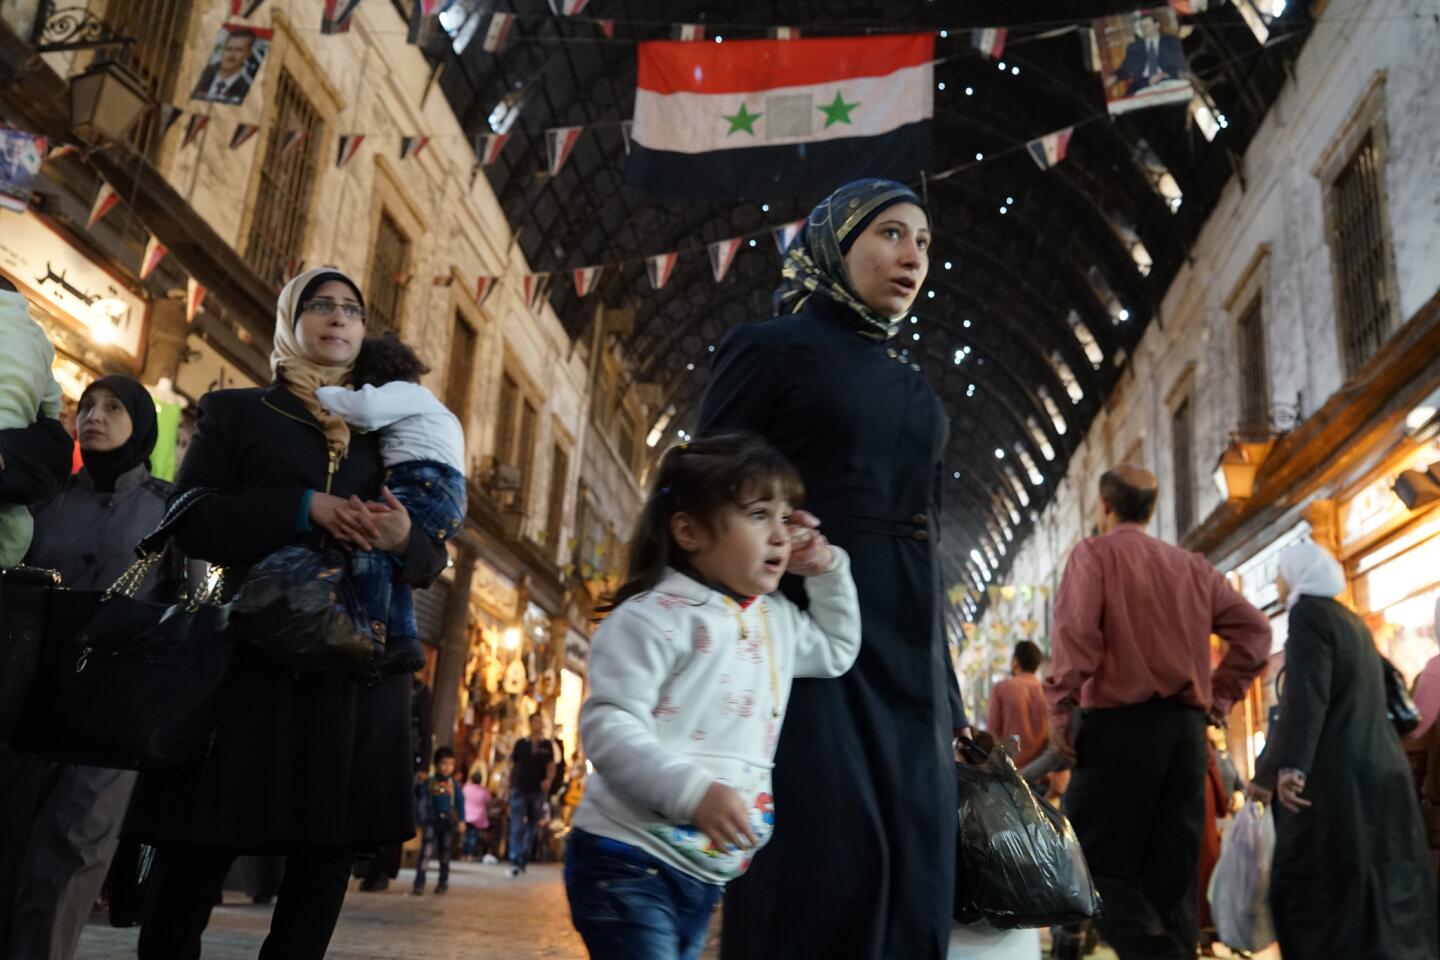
top-left (432, 0), bottom-right (1314, 621)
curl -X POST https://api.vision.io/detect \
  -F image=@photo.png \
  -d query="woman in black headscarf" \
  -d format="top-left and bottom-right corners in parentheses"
top-left (699, 179), bottom-right (969, 960)
top-left (0, 375), bottom-right (187, 959)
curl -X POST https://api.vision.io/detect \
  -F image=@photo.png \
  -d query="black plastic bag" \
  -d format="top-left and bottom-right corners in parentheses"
top-left (954, 741), bottom-right (1101, 929)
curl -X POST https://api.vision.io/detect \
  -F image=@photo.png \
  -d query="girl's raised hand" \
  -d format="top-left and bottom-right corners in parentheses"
top-left (786, 510), bottom-right (834, 576)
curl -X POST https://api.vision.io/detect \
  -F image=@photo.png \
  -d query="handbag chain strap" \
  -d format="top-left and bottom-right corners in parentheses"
top-left (101, 488), bottom-right (222, 605)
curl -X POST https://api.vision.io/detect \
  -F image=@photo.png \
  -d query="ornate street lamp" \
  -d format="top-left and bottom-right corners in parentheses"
top-left (67, 59), bottom-right (149, 146)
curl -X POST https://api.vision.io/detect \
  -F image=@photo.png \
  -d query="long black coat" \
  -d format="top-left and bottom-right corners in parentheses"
top-left (1268, 596), bottom-right (1437, 960)
top-left (125, 383), bottom-right (446, 852)
top-left (700, 297), bottom-right (966, 960)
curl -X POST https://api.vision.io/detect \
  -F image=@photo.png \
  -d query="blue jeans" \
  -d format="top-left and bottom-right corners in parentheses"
top-left (414, 820), bottom-right (452, 889)
top-left (508, 790), bottom-right (547, 869)
top-left (349, 460), bottom-right (466, 641)
top-left (564, 829), bottom-right (723, 960)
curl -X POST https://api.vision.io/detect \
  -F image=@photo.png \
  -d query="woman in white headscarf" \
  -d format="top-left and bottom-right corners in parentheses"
top-left (126, 269), bottom-right (448, 958)
top-left (1265, 541), bottom-right (1436, 960)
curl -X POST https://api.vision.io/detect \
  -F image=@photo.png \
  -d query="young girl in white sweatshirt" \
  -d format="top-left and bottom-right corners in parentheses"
top-left (566, 432), bottom-right (861, 960)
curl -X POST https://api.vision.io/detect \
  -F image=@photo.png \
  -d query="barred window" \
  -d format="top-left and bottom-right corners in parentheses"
top-left (495, 373), bottom-right (519, 466)
top-left (1328, 132), bottom-right (1393, 375)
top-left (1172, 398), bottom-right (1196, 538)
top-left (1236, 297), bottom-right (1270, 432)
top-left (518, 400), bottom-right (538, 509)
top-left (444, 312), bottom-right (477, 418)
top-left (617, 409), bottom-right (637, 472)
top-left (244, 70), bottom-right (322, 290)
top-left (365, 210), bottom-right (411, 335)
top-left (103, 0), bottom-right (191, 157)
top-left (546, 444), bottom-right (569, 552)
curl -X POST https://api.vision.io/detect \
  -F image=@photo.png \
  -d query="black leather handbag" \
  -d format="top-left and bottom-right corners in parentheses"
top-left (8, 488), bottom-right (233, 771)
top-left (0, 565), bottom-right (61, 739)
top-left (1383, 656), bottom-right (1422, 738)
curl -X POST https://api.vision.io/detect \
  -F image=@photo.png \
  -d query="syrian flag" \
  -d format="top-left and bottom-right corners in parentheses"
top-left (473, 276), bottom-right (496, 306)
top-left (154, 104), bottom-right (184, 139)
top-left (231, 0), bottom-right (266, 15)
top-left (182, 114), bottom-right (209, 148)
top-left (278, 129), bottom-right (308, 158)
top-left (572, 266), bottom-right (603, 296)
top-left (1169, 0), bottom-right (1213, 12)
top-left (675, 23), bottom-right (704, 41)
top-left (433, 274), bottom-right (455, 287)
top-left (708, 237), bottom-right (742, 282)
top-left (47, 143), bottom-right (81, 160)
top-left (523, 273), bottom-right (550, 311)
top-left (284, 257), bottom-right (306, 283)
top-left (645, 252), bottom-right (678, 290)
top-left (140, 234), bottom-right (168, 279)
top-left (973, 28), bottom-right (1006, 60)
top-left (772, 218), bottom-right (805, 253)
top-left (400, 136), bottom-right (430, 160)
top-left (771, 26), bottom-right (800, 39)
top-left (1026, 126), bottom-right (1073, 170)
top-left (86, 182), bottom-right (119, 230)
top-left (628, 34), bottom-right (934, 200)
top-left (477, 132), bottom-right (509, 166)
top-left (418, 0), bottom-right (452, 14)
top-left (336, 134), bottom-right (365, 167)
top-left (550, 0), bottom-right (588, 13)
top-left (186, 277), bottom-right (207, 323)
top-left (599, 19), bottom-right (615, 38)
top-left (546, 126), bottom-right (583, 176)
top-left (321, 0), bottom-right (364, 34)
top-left (481, 11), bottom-right (514, 52)
top-left (230, 123), bottom-right (260, 150)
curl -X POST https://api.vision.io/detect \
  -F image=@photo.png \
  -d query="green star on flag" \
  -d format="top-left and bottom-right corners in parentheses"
top-left (723, 103), bottom-right (762, 135)
top-left (819, 91), bottom-right (859, 127)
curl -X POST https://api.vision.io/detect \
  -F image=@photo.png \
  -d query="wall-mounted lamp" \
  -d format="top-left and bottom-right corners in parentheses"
top-left (1213, 433), bottom-right (1276, 502)
top-left (68, 60), bottom-right (149, 146)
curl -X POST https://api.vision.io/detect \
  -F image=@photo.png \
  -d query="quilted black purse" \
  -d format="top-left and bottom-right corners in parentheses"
top-left (7, 488), bottom-right (232, 771)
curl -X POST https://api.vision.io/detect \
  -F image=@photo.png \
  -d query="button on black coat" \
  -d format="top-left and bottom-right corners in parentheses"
top-left (700, 297), bottom-right (966, 960)
top-left (125, 383), bottom-right (447, 852)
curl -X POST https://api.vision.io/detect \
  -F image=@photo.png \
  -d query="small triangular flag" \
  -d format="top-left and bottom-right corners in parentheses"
top-left (433, 274), bottom-right (455, 287)
top-left (400, 135), bottom-right (430, 160)
top-left (973, 27), bottom-right (1007, 60)
top-left (646, 252), bottom-right (678, 291)
top-left (772, 219), bottom-right (805, 254)
top-left (154, 104), bottom-right (184, 139)
top-left (770, 26), bottom-right (800, 39)
top-left (523, 273), bottom-right (550, 311)
top-left (481, 11), bottom-right (515, 52)
top-left (278, 128), bottom-right (308, 158)
top-left (545, 126), bottom-right (583, 177)
top-left (284, 257), bottom-right (306, 284)
top-left (1081, 27), bottom-right (1102, 72)
top-left (182, 114), bottom-right (210, 148)
top-left (231, 0), bottom-right (266, 15)
top-left (572, 266), bottom-right (603, 297)
top-left (229, 123), bottom-right (260, 150)
top-left (186, 277), bottom-right (207, 323)
top-left (418, 0), bottom-right (452, 15)
top-left (47, 143), bottom-right (81, 160)
top-left (473, 276), bottom-right (496, 306)
top-left (675, 23), bottom-right (705, 41)
top-left (140, 234), bottom-right (167, 280)
top-left (336, 134), bottom-right (365, 167)
top-left (1026, 126), bottom-right (1074, 170)
top-left (550, 0), bottom-right (589, 14)
top-left (321, 0), bottom-right (364, 34)
top-left (708, 238), bottom-right (742, 283)
top-left (599, 19), bottom-right (615, 38)
top-left (86, 182), bottom-right (119, 230)
top-left (478, 132), bottom-right (508, 166)
top-left (620, 120), bottom-right (634, 156)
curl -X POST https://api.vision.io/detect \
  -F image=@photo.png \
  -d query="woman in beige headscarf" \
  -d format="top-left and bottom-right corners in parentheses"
top-left (127, 268), bottom-right (448, 959)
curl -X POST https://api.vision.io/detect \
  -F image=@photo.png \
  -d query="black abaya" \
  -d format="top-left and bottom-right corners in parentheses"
top-left (699, 296), bottom-right (966, 960)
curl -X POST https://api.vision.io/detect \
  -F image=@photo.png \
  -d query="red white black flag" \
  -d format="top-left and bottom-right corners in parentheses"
top-left (772, 219), bottom-right (805, 254)
top-left (230, 123), bottom-right (260, 150)
top-left (646, 252), bottom-right (678, 291)
top-left (279, 128), bottom-right (308, 158)
top-left (973, 28), bottom-right (1007, 60)
top-left (523, 273), bottom-right (550, 311)
top-left (154, 104), bottom-right (184, 139)
top-left (186, 277), bottom-right (207, 322)
top-left (86, 182), bottom-right (119, 230)
top-left (708, 238), bottom-right (742, 283)
top-left (675, 23), bottom-right (705, 41)
top-left (182, 114), bottom-right (209, 148)
top-left (336, 134), bottom-right (365, 167)
top-left (546, 126), bottom-right (582, 176)
top-left (550, 0), bottom-right (589, 14)
top-left (1026, 126), bottom-right (1073, 170)
top-left (481, 11), bottom-right (514, 52)
top-left (140, 234), bottom-right (168, 280)
top-left (478, 132), bottom-right (509, 166)
top-left (400, 136), bottom-right (430, 160)
top-left (473, 276), bottom-right (496, 306)
top-left (599, 19), bottom-right (615, 38)
top-left (572, 266), bottom-right (603, 297)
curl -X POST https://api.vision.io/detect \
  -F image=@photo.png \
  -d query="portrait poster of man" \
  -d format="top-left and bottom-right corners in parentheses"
top-left (0, 126), bottom-right (47, 213)
top-left (1095, 8), bottom-right (1194, 115)
top-left (190, 23), bottom-right (273, 106)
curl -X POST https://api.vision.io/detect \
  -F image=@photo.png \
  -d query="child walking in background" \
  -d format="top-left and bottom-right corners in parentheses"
top-left (316, 333), bottom-right (466, 676)
top-left (565, 433), bottom-right (863, 960)
top-left (413, 747), bottom-right (465, 895)
top-left (0, 280), bottom-right (62, 566)
top-left (461, 770), bottom-right (492, 861)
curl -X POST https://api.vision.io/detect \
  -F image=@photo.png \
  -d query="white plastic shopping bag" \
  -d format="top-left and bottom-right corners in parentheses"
top-left (1206, 800), bottom-right (1277, 952)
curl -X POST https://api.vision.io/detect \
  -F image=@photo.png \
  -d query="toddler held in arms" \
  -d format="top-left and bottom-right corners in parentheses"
top-left (0, 276), bottom-right (63, 566)
top-left (317, 333), bottom-right (465, 676)
top-left (565, 432), bottom-right (862, 960)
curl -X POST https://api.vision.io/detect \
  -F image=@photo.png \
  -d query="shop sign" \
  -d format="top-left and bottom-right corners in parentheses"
top-left (1232, 521), bottom-right (1311, 611)
top-left (1342, 441), bottom-right (1440, 548)
top-left (0, 211), bottom-right (147, 367)
top-left (472, 558), bottom-right (519, 617)
top-left (1361, 529), bottom-right (1440, 613)
top-left (175, 333), bottom-right (257, 401)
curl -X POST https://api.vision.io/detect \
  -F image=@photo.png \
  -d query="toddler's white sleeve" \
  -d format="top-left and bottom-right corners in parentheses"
top-left (315, 382), bottom-right (418, 431)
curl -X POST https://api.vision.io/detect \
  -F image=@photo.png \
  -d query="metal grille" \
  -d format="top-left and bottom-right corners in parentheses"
top-left (546, 444), bottom-right (569, 552)
top-left (102, 0), bottom-right (191, 157)
top-left (495, 374), bottom-right (519, 465)
top-left (1172, 399), bottom-right (1195, 537)
top-left (445, 312), bottom-right (477, 417)
top-left (518, 400), bottom-right (538, 509)
top-left (243, 70), bottom-right (321, 290)
top-left (1236, 297), bottom-right (1269, 432)
top-left (365, 210), bottom-right (411, 334)
top-left (1329, 132), bottom-right (1393, 375)
top-left (617, 410), bottom-right (637, 472)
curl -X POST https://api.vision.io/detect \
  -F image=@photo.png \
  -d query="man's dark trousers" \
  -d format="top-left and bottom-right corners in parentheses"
top-left (1065, 698), bottom-right (1207, 960)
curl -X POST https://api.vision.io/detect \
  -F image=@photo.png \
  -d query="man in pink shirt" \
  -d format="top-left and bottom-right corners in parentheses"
top-left (1045, 465), bottom-right (1269, 960)
top-left (986, 641), bottom-right (1049, 768)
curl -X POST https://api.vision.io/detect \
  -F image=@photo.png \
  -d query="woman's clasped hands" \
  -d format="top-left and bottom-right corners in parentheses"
top-left (309, 485), bottom-right (412, 552)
